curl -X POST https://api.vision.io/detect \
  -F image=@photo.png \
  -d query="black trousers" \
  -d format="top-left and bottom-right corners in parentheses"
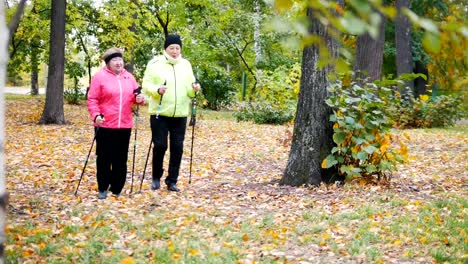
top-left (95, 127), bottom-right (131, 194)
top-left (150, 115), bottom-right (187, 185)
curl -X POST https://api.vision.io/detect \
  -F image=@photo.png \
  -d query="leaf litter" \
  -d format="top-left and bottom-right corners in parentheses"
top-left (5, 99), bottom-right (467, 263)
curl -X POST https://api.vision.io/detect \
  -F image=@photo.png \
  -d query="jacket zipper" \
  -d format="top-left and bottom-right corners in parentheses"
top-left (172, 65), bottom-right (177, 117)
top-left (118, 77), bottom-right (122, 128)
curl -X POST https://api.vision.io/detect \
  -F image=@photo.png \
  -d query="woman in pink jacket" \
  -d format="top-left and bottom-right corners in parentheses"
top-left (87, 47), bottom-right (144, 199)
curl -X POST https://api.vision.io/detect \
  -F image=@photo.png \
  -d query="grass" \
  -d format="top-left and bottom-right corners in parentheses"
top-left (6, 192), bottom-right (467, 263)
top-left (198, 109), bottom-right (235, 121)
top-left (4, 93), bottom-right (44, 100)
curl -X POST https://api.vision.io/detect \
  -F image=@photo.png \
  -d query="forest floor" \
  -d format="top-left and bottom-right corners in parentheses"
top-left (5, 97), bottom-right (467, 264)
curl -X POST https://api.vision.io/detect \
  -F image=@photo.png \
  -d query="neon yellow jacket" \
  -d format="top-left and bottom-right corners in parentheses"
top-left (142, 54), bottom-right (196, 117)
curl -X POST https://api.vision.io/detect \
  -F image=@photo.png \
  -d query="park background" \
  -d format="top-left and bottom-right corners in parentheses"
top-left (2, 0), bottom-right (467, 263)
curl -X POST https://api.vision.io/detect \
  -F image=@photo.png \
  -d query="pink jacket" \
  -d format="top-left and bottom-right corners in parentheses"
top-left (87, 67), bottom-right (141, 129)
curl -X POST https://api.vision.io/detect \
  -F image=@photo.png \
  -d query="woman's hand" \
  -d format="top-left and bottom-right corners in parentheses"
top-left (136, 94), bottom-right (144, 103)
top-left (158, 85), bottom-right (166, 95)
top-left (95, 115), bottom-right (105, 126)
top-left (192, 82), bottom-right (200, 92)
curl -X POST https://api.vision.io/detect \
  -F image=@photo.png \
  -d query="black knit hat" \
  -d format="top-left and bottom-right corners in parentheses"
top-left (164, 34), bottom-right (182, 49)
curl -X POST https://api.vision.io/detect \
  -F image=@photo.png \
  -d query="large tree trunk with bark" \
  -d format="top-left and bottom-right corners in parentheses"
top-left (40, 0), bottom-right (66, 124)
top-left (0, 2), bottom-right (9, 262)
top-left (395, 0), bottom-right (414, 96)
top-left (353, 10), bottom-right (386, 81)
top-left (281, 2), bottom-right (342, 186)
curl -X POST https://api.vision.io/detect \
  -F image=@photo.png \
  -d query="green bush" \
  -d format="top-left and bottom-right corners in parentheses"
top-left (64, 61), bottom-right (86, 105)
top-left (197, 67), bottom-right (235, 110)
top-left (419, 95), bottom-right (464, 127)
top-left (64, 87), bottom-right (85, 105)
top-left (256, 63), bottom-right (300, 107)
top-left (387, 92), bottom-right (464, 128)
top-left (234, 63), bottom-right (300, 125)
top-left (323, 81), bottom-right (407, 182)
top-left (395, 95), bottom-right (463, 128)
top-left (234, 101), bottom-right (294, 125)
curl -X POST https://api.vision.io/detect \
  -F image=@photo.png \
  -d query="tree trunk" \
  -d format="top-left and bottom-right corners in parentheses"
top-left (395, 0), bottom-right (414, 96)
top-left (353, 10), bottom-right (386, 81)
top-left (76, 32), bottom-right (92, 98)
top-left (31, 46), bottom-right (39, 95)
top-left (7, 0), bottom-right (27, 45)
top-left (254, 0), bottom-right (262, 87)
top-left (0, 2), bottom-right (9, 262)
top-left (413, 60), bottom-right (428, 97)
top-left (253, 0), bottom-right (261, 65)
top-left (40, 0), bottom-right (66, 124)
top-left (281, 2), bottom-right (342, 186)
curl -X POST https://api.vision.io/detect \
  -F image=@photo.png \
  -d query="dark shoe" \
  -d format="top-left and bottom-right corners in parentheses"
top-left (98, 191), bottom-right (107, 199)
top-left (151, 179), bottom-right (160, 190)
top-left (167, 184), bottom-right (180, 192)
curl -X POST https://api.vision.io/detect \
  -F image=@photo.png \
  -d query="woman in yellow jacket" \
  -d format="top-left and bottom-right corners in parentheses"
top-left (142, 34), bottom-right (200, 192)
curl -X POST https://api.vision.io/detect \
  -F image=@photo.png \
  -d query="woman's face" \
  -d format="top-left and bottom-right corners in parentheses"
top-left (107, 57), bottom-right (124, 74)
top-left (165, 44), bottom-right (181, 59)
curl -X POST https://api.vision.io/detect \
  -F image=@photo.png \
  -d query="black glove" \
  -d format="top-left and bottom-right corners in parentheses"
top-left (134, 87), bottom-right (142, 97)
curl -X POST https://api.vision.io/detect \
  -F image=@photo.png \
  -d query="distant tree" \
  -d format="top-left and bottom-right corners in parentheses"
top-left (281, 1), bottom-right (343, 186)
top-left (395, 0), bottom-right (414, 96)
top-left (7, 0), bottom-right (49, 95)
top-left (353, 9), bottom-right (386, 81)
top-left (28, 2), bottom-right (48, 96)
top-left (409, 0), bottom-right (446, 96)
top-left (40, 0), bottom-right (66, 124)
top-left (66, 0), bottom-right (100, 89)
top-left (7, 0), bottom-right (27, 45)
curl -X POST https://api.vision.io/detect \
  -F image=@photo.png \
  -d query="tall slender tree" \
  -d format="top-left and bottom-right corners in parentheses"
top-left (28, 2), bottom-right (49, 96)
top-left (7, 0), bottom-right (27, 45)
top-left (395, 0), bottom-right (414, 96)
top-left (253, 0), bottom-right (262, 85)
top-left (0, 1), bottom-right (8, 262)
top-left (40, 0), bottom-right (66, 124)
top-left (353, 9), bottom-right (386, 81)
top-left (7, 0), bottom-right (50, 95)
top-left (281, 1), bottom-right (343, 186)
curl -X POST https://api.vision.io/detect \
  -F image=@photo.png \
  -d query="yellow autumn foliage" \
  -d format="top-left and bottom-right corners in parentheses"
top-left (426, 13), bottom-right (467, 92)
top-left (121, 257), bottom-right (136, 264)
top-left (419, 94), bottom-right (430, 102)
top-left (321, 158), bottom-right (328, 169)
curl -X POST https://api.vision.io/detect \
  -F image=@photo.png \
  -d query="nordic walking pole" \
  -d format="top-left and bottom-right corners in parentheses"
top-left (75, 114), bottom-right (103, 196)
top-left (155, 82), bottom-right (165, 120)
top-left (130, 87), bottom-right (142, 194)
top-left (138, 138), bottom-right (152, 193)
top-left (188, 86), bottom-right (199, 184)
top-left (138, 84), bottom-right (164, 192)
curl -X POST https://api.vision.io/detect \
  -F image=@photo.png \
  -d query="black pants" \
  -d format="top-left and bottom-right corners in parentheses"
top-left (150, 115), bottom-right (187, 185)
top-left (95, 127), bottom-right (131, 194)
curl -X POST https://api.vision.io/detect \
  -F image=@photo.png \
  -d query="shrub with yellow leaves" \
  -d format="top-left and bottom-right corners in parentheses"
top-left (386, 89), bottom-right (463, 128)
top-left (323, 80), bottom-right (408, 182)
